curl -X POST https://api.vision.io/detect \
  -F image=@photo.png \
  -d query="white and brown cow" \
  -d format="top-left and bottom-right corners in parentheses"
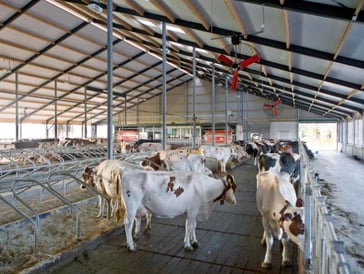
top-left (121, 170), bottom-right (237, 252)
top-left (140, 151), bottom-right (169, 171)
top-left (199, 145), bottom-right (236, 173)
top-left (120, 140), bottom-right (132, 153)
top-left (166, 153), bottom-right (213, 176)
top-left (133, 142), bottom-right (170, 153)
top-left (256, 171), bottom-right (304, 269)
top-left (82, 160), bottom-right (152, 236)
top-left (82, 160), bottom-right (123, 220)
top-left (141, 151), bottom-right (213, 175)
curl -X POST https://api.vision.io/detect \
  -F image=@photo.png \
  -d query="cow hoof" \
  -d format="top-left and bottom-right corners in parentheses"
top-left (144, 228), bottom-right (151, 235)
top-left (133, 233), bottom-right (140, 241)
top-left (191, 242), bottom-right (199, 248)
top-left (261, 262), bottom-right (273, 269)
top-left (184, 246), bottom-right (193, 252)
top-left (128, 247), bottom-right (137, 253)
top-left (282, 260), bottom-right (292, 267)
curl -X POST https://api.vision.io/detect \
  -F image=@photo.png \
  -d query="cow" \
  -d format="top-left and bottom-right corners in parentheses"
top-left (120, 170), bottom-right (237, 252)
top-left (161, 149), bottom-right (189, 161)
top-left (230, 143), bottom-right (249, 165)
top-left (132, 139), bottom-right (165, 152)
top-left (140, 151), bottom-right (168, 171)
top-left (120, 140), bottom-right (132, 153)
top-left (82, 160), bottom-right (124, 220)
top-left (199, 145), bottom-right (236, 173)
top-left (139, 151), bottom-right (212, 175)
top-left (258, 152), bottom-right (301, 197)
top-left (256, 171), bottom-right (304, 269)
top-left (82, 160), bottom-right (153, 238)
top-left (166, 154), bottom-right (213, 176)
top-left (245, 142), bottom-right (260, 166)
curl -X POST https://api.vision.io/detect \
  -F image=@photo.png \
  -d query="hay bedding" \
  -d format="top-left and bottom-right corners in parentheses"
top-left (0, 194), bottom-right (121, 274)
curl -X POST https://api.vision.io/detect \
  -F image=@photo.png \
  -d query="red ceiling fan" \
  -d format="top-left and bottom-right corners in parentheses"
top-left (263, 97), bottom-right (281, 116)
top-left (217, 33), bottom-right (260, 90)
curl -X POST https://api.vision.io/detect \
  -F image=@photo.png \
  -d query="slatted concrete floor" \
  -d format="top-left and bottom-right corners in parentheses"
top-left (47, 162), bottom-right (299, 274)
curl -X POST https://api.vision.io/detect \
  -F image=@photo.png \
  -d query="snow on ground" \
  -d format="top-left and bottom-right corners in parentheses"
top-left (310, 150), bottom-right (364, 274)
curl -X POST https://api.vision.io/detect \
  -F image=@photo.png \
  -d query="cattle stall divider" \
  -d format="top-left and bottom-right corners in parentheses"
top-left (46, 170), bottom-right (112, 220)
top-left (0, 143), bottom-right (126, 260)
top-left (0, 191), bottom-right (40, 257)
top-left (299, 142), bottom-right (351, 274)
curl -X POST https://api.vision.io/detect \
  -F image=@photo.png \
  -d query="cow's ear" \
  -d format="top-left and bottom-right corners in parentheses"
top-left (226, 174), bottom-right (232, 183)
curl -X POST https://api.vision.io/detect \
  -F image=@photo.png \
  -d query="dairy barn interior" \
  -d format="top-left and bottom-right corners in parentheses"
top-left (0, 0), bottom-right (363, 273)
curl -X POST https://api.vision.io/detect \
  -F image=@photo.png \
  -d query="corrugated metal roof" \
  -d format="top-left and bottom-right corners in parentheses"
top-left (0, 0), bottom-right (363, 125)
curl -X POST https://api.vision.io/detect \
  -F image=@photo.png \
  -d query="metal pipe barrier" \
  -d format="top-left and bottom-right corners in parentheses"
top-left (11, 178), bottom-right (81, 240)
top-left (47, 170), bottom-right (112, 220)
top-left (0, 193), bottom-right (40, 258)
top-left (299, 142), bottom-right (351, 274)
top-left (0, 144), bottom-right (126, 259)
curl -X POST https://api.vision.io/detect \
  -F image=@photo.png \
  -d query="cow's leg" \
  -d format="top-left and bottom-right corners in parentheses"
top-left (110, 199), bottom-right (116, 217)
top-left (219, 160), bottom-right (226, 173)
top-left (96, 195), bottom-right (104, 218)
top-left (184, 219), bottom-right (193, 251)
top-left (133, 212), bottom-right (152, 239)
top-left (261, 219), bottom-right (274, 269)
top-left (184, 217), bottom-right (198, 251)
top-left (260, 230), bottom-right (266, 246)
top-left (124, 209), bottom-right (137, 252)
top-left (144, 212), bottom-right (152, 235)
top-left (190, 221), bottom-right (199, 249)
top-left (133, 216), bottom-right (142, 240)
top-left (281, 236), bottom-right (292, 266)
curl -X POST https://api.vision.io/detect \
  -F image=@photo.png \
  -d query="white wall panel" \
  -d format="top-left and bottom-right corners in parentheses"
top-left (132, 79), bottom-right (325, 140)
top-left (270, 121), bottom-right (298, 139)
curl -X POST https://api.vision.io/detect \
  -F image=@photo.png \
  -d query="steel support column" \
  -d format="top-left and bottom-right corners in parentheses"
top-left (107, 0), bottom-right (113, 160)
top-left (161, 21), bottom-right (167, 150)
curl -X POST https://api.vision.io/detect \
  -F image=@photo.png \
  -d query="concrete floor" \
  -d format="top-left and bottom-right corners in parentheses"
top-left (36, 161), bottom-right (300, 274)
top-left (19, 149), bottom-right (364, 274)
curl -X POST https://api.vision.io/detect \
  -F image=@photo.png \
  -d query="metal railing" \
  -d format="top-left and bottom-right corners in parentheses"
top-left (0, 143), bottom-right (125, 259)
top-left (299, 142), bottom-right (351, 274)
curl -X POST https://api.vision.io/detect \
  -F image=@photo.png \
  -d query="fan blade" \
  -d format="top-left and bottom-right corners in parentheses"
top-left (231, 70), bottom-right (239, 90)
top-left (263, 103), bottom-right (272, 108)
top-left (272, 107), bottom-right (278, 116)
top-left (273, 98), bottom-right (281, 106)
top-left (218, 54), bottom-right (233, 66)
top-left (240, 54), bottom-right (260, 69)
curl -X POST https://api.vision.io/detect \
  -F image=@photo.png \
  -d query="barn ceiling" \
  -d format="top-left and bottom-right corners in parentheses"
top-left (0, 0), bottom-right (363, 125)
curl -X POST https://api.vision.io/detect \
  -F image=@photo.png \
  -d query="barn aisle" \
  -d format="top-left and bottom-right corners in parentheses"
top-left (46, 161), bottom-right (299, 274)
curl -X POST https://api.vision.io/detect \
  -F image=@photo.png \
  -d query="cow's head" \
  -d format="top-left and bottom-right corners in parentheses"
top-left (140, 152), bottom-right (168, 170)
top-left (81, 165), bottom-right (96, 189)
top-left (280, 202), bottom-right (305, 251)
top-left (214, 174), bottom-right (237, 205)
top-left (225, 174), bottom-right (237, 204)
